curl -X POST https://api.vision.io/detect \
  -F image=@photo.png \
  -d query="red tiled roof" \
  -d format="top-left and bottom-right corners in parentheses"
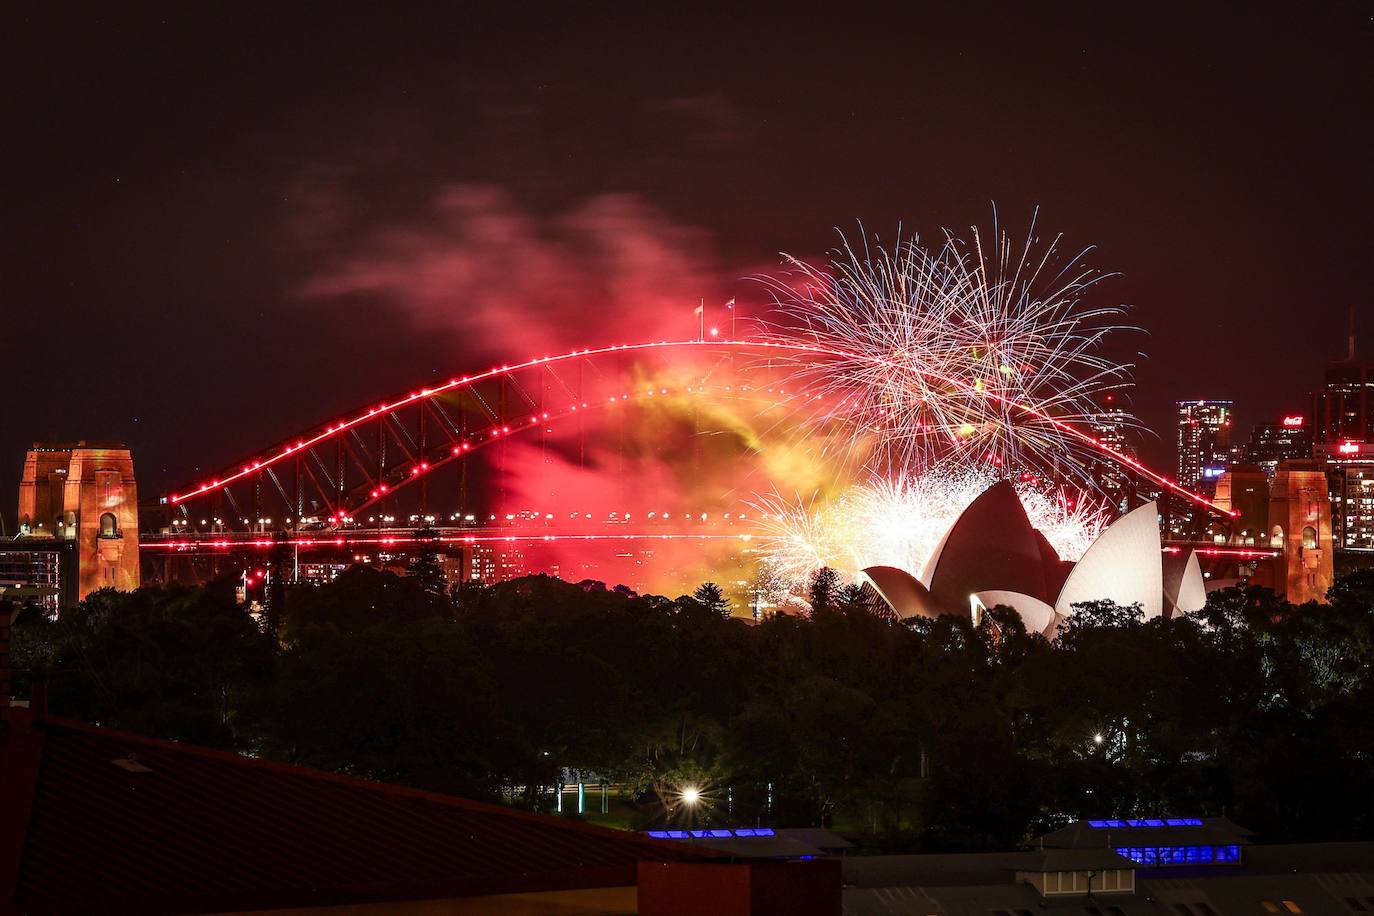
top-left (0, 710), bottom-right (719, 914)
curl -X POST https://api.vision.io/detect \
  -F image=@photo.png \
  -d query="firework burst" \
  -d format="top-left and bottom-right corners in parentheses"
top-left (751, 465), bottom-right (1109, 588)
top-left (753, 213), bottom-right (1144, 487)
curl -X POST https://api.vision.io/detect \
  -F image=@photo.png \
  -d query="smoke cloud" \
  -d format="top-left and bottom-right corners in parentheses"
top-left (295, 185), bottom-right (727, 358)
top-left (291, 183), bottom-right (822, 596)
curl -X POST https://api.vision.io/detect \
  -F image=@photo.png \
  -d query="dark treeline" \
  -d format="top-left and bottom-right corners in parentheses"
top-left (8, 564), bottom-right (1374, 851)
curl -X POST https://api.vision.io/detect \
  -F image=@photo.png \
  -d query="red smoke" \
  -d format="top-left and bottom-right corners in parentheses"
top-left (296, 185), bottom-right (731, 358)
top-left (293, 184), bottom-right (793, 595)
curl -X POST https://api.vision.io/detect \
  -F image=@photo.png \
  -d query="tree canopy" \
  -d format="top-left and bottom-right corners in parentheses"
top-left (11, 566), bottom-right (1374, 849)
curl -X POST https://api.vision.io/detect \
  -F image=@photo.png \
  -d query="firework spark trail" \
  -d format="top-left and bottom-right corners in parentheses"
top-left (745, 218), bottom-right (1143, 588)
top-left (1015, 485), bottom-right (1110, 562)
top-left (750, 465), bottom-right (1109, 587)
top-left (752, 216), bottom-right (1147, 488)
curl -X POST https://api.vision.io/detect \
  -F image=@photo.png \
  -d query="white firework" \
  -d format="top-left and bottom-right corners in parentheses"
top-left (751, 465), bottom-right (1109, 587)
top-left (754, 214), bottom-right (1143, 488)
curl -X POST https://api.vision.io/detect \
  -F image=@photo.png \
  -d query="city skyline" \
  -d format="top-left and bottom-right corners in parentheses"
top-left (4, 11), bottom-right (1373, 913)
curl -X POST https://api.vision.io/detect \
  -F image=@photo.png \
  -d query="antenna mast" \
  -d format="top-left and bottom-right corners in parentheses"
top-left (1349, 305), bottom-right (1356, 361)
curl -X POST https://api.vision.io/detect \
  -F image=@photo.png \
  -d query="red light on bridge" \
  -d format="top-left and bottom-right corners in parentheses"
top-left (157, 338), bottom-right (1240, 522)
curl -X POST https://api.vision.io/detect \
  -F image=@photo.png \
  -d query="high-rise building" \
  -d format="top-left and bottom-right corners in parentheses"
top-left (1089, 394), bottom-right (1135, 456)
top-left (1311, 321), bottom-right (1373, 448)
top-left (1310, 317), bottom-right (1374, 549)
top-left (1327, 465), bottom-right (1374, 550)
top-left (1176, 400), bottom-right (1233, 490)
top-left (1087, 393), bottom-right (1138, 509)
top-left (1241, 416), bottom-right (1312, 477)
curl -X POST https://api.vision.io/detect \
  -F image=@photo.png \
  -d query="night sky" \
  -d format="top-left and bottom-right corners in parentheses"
top-left (6, 5), bottom-right (1372, 522)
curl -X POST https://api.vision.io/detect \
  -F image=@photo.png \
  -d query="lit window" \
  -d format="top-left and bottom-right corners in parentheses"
top-left (1282, 903), bottom-right (1302, 914)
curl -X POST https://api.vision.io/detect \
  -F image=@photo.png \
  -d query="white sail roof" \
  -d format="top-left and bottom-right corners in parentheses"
top-left (1162, 549), bottom-right (1207, 618)
top-left (1054, 501), bottom-right (1164, 620)
top-left (858, 566), bottom-right (942, 620)
top-left (971, 590), bottom-right (1057, 635)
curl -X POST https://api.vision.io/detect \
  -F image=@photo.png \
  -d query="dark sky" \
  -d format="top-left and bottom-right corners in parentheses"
top-left (5, 4), bottom-right (1372, 519)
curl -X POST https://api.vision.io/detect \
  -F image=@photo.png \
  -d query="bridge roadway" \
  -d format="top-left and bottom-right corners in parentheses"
top-left (138, 525), bottom-right (761, 552)
top-left (138, 526), bottom-right (1278, 560)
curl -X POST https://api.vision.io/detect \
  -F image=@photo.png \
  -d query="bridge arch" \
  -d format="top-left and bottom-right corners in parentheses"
top-left (155, 339), bottom-right (1233, 535)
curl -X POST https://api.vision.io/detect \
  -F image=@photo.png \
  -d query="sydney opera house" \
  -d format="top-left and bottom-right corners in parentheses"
top-left (857, 482), bottom-right (1206, 637)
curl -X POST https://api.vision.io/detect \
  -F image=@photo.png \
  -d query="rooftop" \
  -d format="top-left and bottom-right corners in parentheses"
top-left (0, 708), bottom-right (720, 914)
top-left (844, 842), bottom-right (1374, 916)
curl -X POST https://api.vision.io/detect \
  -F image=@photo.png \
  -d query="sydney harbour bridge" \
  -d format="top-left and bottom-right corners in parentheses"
top-left (131, 338), bottom-right (1274, 599)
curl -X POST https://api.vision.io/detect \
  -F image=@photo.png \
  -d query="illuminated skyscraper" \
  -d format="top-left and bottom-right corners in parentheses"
top-left (1311, 316), bottom-right (1373, 450)
top-left (1327, 465), bottom-right (1374, 550)
top-left (1087, 393), bottom-right (1137, 509)
top-left (1311, 320), bottom-right (1374, 549)
top-left (1089, 394), bottom-right (1135, 457)
top-left (1241, 416), bottom-right (1312, 477)
top-left (1176, 400), bottom-right (1233, 490)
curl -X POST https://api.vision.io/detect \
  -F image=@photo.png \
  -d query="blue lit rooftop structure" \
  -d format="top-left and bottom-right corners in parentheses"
top-left (1037, 817), bottom-right (1252, 868)
top-left (1113, 844), bottom-right (1241, 867)
top-left (646, 827), bottom-right (777, 840)
top-left (1087, 817), bottom-right (1204, 828)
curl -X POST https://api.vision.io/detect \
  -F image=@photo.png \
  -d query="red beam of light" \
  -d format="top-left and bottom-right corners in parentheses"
top-left (145, 535), bottom-right (1279, 566)
top-left (1164, 544), bottom-right (1281, 558)
top-left (171, 341), bottom-right (738, 504)
top-left (140, 532), bottom-right (761, 551)
top-left (168, 384), bottom-right (821, 532)
top-left (165, 339), bottom-right (1233, 519)
top-left (141, 533), bottom-right (1275, 556)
